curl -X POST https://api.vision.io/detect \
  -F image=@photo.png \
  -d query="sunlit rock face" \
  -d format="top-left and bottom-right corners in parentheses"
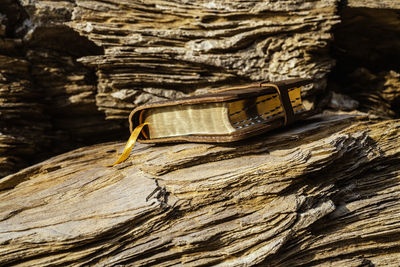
top-left (1, 1), bottom-right (400, 266)
top-left (2, 113), bottom-right (400, 266)
top-left (68, 0), bottom-right (339, 119)
top-left (0, 0), bottom-right (341, 177)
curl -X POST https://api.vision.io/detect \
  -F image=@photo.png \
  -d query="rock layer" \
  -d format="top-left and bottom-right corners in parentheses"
top-left (1, 1), bottom-right (400, 264)
top-left (330, 3), bottom-right (400, 117)
top-left (0, 1), bottom-right (51, 177)
top-left (1, 112), bottom-right (400, 266)
top-left (0, 0), bottom-right (123, 177)
top-left (72, 0), bottom-right (339, 119)
top-left (0, 0), bottom-right (342, 177)
top-left (347, 0), bottom-right (400, 9)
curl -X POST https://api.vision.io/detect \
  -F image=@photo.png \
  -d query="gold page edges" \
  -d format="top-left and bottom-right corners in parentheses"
top-left (228, 87), bottom-right (303, 128)
top-left (143, 102), bottom-right (235, 139)
top-left (109, 86), bottom-right (304, 166)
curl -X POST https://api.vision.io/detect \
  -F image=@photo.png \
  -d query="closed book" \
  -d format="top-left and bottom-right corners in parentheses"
top-left (110, 78), bottom-right (312, 165)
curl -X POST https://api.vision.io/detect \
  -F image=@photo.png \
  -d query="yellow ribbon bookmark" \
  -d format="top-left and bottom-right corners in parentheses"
top-left (107, 122), bottom-right (148, 166)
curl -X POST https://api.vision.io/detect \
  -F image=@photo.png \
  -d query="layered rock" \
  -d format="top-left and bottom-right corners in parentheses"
top-left (0, 0), bottom-right (123, 177)
top-left (70, 0), bottom-right (339, 119)
top-left (0, 54), bottom-right (51, 177)
top-left (347, 0), bottom-right (400, 9)
top-left (0, 1), bottom-right (51, 177)
top-left (0, 0), bottom-right (342, 177)
top-left (330, 1), bottom-right (400, 117)
top-left (1, 112), bottom-right (400, 266)
top-left (1, 0), bottom-right (400, 264)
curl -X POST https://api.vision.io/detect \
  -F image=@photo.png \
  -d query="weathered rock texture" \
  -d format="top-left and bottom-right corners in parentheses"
top-left (2, 0), bottom-right (400, 265)
top-left (0, 1), bottom-right (49, 177)
top-left (1, 112), bottom-right (400, 266)
top-left (330, 2), bottom-right (400, 117)
top-left (0, 0), bottom-right (124, 177)
top-left (71, 0), bottom-right (339, 119)
top-left (347, 0), bottom-right (400, 9)
top-left (1, 0), bottom-right (341, 176)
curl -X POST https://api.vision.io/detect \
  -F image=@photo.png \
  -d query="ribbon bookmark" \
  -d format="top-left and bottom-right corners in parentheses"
top-left (107, 122), bottom-right (148, 167)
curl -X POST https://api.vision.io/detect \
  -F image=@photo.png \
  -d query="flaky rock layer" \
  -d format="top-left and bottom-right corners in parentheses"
top-left (1, 112), bottom-right (400, 266)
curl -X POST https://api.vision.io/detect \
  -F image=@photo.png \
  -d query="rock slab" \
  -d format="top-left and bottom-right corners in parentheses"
top-left (1, 112), bottom-right (400, 266)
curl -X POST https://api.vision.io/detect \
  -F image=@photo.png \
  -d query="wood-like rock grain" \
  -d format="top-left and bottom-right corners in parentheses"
top-left (70, 0), bottom-right (339, 119)
top-left (1, 0), bottom-right (342, 176)
top-left (1, 112), bottom-right (400, 266)
top-left (1, 0), bottom-right (399, 176)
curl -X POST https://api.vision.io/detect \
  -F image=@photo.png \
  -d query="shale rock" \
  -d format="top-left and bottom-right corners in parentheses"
top-left (0, 4), bottom-right (52, 176)
top-left (68, 0), bottom-right (340, 119)
top-left (1, 1), bottom-right (400, 264)
top-left (330, 2), bottom-right (400, 117)
top-left (1, 112), bottom-right (400, 266)
top-left (347, 0), bottom-right (400, 9)
top-left (0, 0), bottom-right (342, 177)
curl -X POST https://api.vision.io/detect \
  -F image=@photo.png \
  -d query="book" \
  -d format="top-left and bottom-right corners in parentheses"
top-left (109, 78), bottom-right (312, 166)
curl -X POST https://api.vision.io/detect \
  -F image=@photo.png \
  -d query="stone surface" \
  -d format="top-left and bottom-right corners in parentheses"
top-left (347, 0), bottom-right (400, 9)
top-left (0, 0), bottom-right (124, 177)
top-left (0, 0), bottom-right (342, 177)
top-left (346, 69), bottom-right (400, 118)
top-left (0, 2), bottom-right (52, 176)
top-left (1, 112), bottom-right (400, 266)
top-left (330, 4), bottom-right (400, 117)
top-left (1, 1), bottom-right (400, 264)
top-left (67, 0), bottom-right (340, 119)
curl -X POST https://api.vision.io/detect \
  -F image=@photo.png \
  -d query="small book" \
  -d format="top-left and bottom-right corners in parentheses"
top-left (109, 78), bottom-right (312, 166)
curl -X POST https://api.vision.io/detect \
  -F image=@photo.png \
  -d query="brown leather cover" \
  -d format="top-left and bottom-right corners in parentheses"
top-left (129, 78), bottom-right (313, 143)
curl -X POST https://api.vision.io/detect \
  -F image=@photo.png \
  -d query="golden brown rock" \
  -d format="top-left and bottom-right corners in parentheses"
top-left (1, 112), bottom-right (400, 266)
top-left (71, 0), bottom-right (339, 119)
top-left (347, 0), bottom-right (400, 9)
top-left (1, 1), bottom-right (400, 264)
top-left (1, 0), bottom-right (343, 177)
